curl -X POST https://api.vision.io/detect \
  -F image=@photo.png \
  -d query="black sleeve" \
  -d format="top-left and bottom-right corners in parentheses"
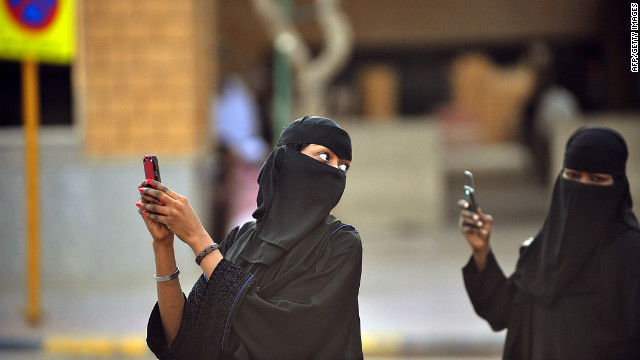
top-left (146, 259), bottom-right (254, 359)
top-left (462, 251), bottom-right (514, 331)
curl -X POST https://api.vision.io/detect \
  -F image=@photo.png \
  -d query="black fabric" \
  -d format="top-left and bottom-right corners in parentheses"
top-left (147, 260), bottom-right (254, 359)
top-left (220, 219), bottom-right (363, 359)
top-left (564, 126), bottom-right (628, 176)
top-left (250, 115), bottom-right (350, 265)
top-left (146, 115), bottom-right (363, 359)
top-left (463, 125), bottom-right (640, 359)
top-left (463, 239), bottom-right (640, 360)
top-left (249, 147), bottom-right (347, 265)
top-left (514, 126), bottom-right (639, 306)
top-left (276, 115), bottom-right (352, 161)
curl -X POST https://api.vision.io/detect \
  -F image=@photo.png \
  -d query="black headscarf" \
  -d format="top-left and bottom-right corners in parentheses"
top-left (247, 116), bottom-right (352, 265)
top-left (513, 126), bottom-right (640, 305)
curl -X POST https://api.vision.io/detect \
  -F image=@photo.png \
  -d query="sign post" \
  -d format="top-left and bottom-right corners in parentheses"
top-left (0, 0), bottom-right (76, 326)
top-left (22, 59), bottom-right (41, 325)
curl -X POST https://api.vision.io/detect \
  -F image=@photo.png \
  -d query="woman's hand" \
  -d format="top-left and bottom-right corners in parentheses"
top-left (137, 180), bottom-right (210, 252)
top-left (458, 199), bottom-right (493, 271)
top-left (138, 180), bottom-right (174, 247)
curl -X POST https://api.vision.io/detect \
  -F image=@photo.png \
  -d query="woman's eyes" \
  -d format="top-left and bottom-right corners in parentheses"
top-left (565, 171), bottom-right (580, 178)
top-left (317, 152), bottom-right (349, 172)
top-left (318, 153), bottom-right (329, 162)
top-left (590, 176), bottom-right (606, 182)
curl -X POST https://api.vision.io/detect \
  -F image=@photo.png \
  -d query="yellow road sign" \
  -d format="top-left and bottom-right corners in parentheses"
top-left (0, 0), bottom-right (75, 64)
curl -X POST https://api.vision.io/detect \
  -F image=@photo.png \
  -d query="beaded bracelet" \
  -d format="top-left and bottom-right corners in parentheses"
top-left (154, 266), bottom-right (180, 282)
top-left (195, 243), bottom-right (219, 265)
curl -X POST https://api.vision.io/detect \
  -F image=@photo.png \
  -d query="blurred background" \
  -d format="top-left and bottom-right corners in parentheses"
top-left (1, 0), bottom-right (639, 359)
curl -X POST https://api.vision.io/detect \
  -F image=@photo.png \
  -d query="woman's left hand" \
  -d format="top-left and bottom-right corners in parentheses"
top-left (138, 180), bottom-right (210, 250)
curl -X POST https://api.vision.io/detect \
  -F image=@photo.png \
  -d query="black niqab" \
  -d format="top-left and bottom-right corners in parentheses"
top-left (248, 116), bottom-right (351, 265)
top-left (513, 126), bottom-right (640, 305)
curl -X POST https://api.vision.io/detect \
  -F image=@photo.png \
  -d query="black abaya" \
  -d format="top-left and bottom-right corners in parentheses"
top-left (464, 226), bottom-right (640, 359)
top-left (463, 126), bottom-right (640, 359)
top-left (146, 116), bottom-right (363, 359)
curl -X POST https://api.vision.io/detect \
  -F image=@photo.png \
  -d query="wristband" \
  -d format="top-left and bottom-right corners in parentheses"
top-left (154, 266), bottom-right (180, 282)
top-left (195, 243), bottom-right (219, 265)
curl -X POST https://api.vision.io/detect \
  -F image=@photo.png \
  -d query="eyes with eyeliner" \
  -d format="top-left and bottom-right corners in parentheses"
top-left (562, 169), bottom-right (614, 186)
top-left (317, 152), bottom-right (350, 172)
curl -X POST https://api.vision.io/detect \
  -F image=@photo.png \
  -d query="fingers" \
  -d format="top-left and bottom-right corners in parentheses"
top-left (143, 179), bottom-right (181, 200)
top-left (459, 206), bottom-right (483, 228)
top-left (477, 208), bottom-right (494, 227)
top-left (138, 181), bottom-right (174, 205)
top-left (137, 201), bottom-right (170, 216)
top-left (458, 200), bottom-right (493, 241)
top-left (457, 199), bottom-right (469, 210)
top-left (137, 202), bottom-right (170, 226)
top-left (139, 210), bottom-right (169, 225)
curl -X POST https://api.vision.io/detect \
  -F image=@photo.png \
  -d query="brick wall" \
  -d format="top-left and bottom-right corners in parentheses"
top-left (79, 0), bottom-right (216, 156)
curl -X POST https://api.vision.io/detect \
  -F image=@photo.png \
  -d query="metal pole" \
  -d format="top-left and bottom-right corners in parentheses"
top-left (272, 0), bottom-right (293, 144)
top-left (22, 60), bottom-right (42, 325)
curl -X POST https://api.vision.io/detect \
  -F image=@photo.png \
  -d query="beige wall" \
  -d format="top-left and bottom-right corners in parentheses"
top-left (219, 0), bottom-right (602, 60)
top-left (78, 0), bottom-right (216, 156)
top-left (338, 0), bottom-right (601, 47)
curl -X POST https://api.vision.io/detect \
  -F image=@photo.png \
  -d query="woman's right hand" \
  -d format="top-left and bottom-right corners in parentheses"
top-left (138, 180), bottom-right (174, 247)
top-left (137, 180), bottom-right (212, 255)
top-left (458, 199), bottom-right (493, 270)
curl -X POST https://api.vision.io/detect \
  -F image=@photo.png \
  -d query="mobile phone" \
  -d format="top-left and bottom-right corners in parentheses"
top-left (143, 155), bottom-right (161, 183)
top-left (463, 170), bottom-right (478, 213)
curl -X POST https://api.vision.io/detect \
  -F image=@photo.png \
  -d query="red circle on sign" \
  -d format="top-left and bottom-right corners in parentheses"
top-left (3, 0), bottom-right (59, 32)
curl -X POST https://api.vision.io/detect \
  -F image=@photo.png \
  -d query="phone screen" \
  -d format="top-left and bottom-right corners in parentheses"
top-left (143, 155), bottom-right (161, 182)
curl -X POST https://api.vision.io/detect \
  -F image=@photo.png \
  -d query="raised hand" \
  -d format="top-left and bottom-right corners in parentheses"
top-left (137, 180), bottom-right (210, 252)
top-left (458, 199), bottom-right (494, 271)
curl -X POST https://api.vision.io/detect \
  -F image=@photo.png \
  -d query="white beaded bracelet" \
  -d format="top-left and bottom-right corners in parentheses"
top-left (154, 266), bottom-right (180, 282)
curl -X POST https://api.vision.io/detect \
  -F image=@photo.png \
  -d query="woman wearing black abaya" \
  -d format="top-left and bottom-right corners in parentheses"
top-left (459, 126), bottom-right (640, 360)
top-left (137, 116), bottom-right (363, 359)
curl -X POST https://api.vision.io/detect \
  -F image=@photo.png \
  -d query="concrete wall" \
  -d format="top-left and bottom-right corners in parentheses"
top-left (334, 119), bottom-right (446, 235)
top-left (0, 128), bottom-right (208, 292)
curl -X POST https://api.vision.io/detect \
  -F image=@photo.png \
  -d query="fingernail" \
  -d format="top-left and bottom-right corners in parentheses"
top-left (141, 211), bottom-right (147, 216)
top-left (159, 201), bottom-right (165, 206)
top-left (478, 221), bottom-right (483, 227)
top-left (136, 202), bottom-right (142, 207)
top-left (139, 188), bottom-right (144, 192)
top-left (146, 178), bottom-right (154, 184)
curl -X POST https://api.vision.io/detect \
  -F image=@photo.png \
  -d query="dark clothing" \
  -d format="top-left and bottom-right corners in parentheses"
top-left (463, 227), bottom-right (640, 360)
top-left (146, 116), bottom-right (363, 359)
top-left (147, 215), bottom-right (363, 359)
top-left (464, 126), bottom-right (640, 359)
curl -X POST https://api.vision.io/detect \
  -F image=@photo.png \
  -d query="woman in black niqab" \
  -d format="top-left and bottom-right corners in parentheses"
top-left (142, 116), bottom-right (363, 359)
top-left (513, 126), bottom-right (639, 305)
top-left (460, 126), bottom-right (640, 359)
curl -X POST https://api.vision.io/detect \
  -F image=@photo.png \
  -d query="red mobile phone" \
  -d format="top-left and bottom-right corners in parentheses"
top-left (143, 155), bottom-right (161, 183)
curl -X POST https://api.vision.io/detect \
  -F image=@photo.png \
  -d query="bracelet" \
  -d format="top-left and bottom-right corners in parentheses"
top-left (195, 243), bottom-right (219, 265)
top-left (154, 266), bottom-right (180, 282)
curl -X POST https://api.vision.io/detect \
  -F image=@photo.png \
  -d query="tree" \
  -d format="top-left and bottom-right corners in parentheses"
top-left (252, 0), bottom-right (353, 116)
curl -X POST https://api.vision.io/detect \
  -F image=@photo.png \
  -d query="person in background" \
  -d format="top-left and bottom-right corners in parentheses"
top-left (459, 126), bottom-right (640, 359)
top-left (138, 116), bottom-right (363, 359)
top-left (209, 72), bottom-right (270, 242)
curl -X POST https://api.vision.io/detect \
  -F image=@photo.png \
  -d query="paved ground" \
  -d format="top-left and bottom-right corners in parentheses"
top-left (0, 146), bottom-right (550, 360)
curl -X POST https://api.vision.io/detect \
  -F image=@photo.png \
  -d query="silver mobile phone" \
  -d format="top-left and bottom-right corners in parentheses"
top-left (463, 170), bottom-right (478, 213)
